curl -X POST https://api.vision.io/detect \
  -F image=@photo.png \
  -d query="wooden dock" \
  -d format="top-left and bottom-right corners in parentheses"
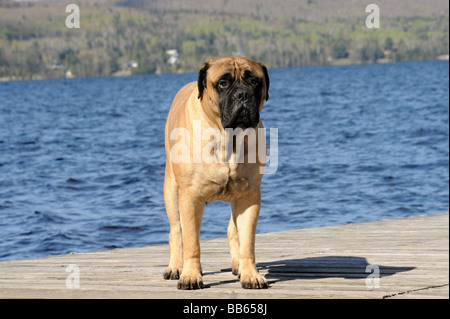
top-left (0, 213), bottom-right (448, 299)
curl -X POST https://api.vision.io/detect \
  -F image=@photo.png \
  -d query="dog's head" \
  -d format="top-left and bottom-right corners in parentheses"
top-left (198, 57), bottom-right (270, 129)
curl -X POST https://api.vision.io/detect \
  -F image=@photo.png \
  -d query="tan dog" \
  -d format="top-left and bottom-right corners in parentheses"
top-left (163, 57), bottom-right (270, 289)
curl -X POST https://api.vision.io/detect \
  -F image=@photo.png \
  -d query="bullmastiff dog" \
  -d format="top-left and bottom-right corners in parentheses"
top-left (163, 56), bottom-right (270, 289)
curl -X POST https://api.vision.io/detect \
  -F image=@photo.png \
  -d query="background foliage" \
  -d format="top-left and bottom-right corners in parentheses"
top-left (0, 0), bottom-right (448, 79)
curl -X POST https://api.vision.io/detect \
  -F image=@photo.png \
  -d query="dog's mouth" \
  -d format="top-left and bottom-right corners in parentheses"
top-left (234, 108), bottom-right (257, 128)
top-left (218, 84), bottom-right (263, 130)
top-left (221, 95), bottom-right (260, 129)
top-left (222, 106), bottom-right (259, 129)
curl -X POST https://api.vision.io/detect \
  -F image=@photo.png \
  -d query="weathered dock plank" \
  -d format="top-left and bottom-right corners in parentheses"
top-left (0, 213), bottom-right (448, 299)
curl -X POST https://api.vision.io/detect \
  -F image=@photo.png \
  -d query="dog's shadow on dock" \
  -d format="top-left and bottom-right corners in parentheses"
top-left (215, 256), bottom-right (414, 287)
top-left (257, 256), bottom-right (415, 285)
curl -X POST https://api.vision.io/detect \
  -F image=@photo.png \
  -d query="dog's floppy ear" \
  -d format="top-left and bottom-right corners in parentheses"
top-left (259, 62), bottom-right (270, 101)
top-left (198, 61), bottom-right (210, 100)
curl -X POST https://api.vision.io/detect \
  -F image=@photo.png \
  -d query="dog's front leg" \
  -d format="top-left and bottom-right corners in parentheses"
top-left (232, 191), bottom-right (268, 289)
top-left (177, 188), bottom-right (204, 290)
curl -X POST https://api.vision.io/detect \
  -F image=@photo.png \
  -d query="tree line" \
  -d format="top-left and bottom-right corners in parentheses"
top-left (0, 0), bottom-right (448, 80)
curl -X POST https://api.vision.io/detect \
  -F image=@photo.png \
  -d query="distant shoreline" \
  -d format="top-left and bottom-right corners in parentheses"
top-left (2, 0), bottom-right (447, 83)
top-left (1, 56), bottom-right (448, 83)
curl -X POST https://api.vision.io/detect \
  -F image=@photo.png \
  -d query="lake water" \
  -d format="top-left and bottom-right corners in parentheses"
top-left (0, 60), bottom-right (448, 261)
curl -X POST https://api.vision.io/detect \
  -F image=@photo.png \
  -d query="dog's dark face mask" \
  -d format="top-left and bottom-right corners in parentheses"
top-left (198, 62), bottom-right (269, 130)
top-left (214, 70), bottom-right (263, 129)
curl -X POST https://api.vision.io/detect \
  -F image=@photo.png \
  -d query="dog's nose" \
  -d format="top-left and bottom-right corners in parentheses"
top-left (234, 90), bottom-right (251, 102)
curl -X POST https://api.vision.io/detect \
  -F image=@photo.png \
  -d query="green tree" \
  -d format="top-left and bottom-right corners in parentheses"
top-left (384, 37), bottom-right (394, 50)
top-left (59, 49), bottom-right (80, 69)
top-left (332, 39), bottom-right (349, 59)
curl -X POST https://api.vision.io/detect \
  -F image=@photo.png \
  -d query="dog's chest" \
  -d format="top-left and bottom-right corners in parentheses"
top-left (202, 163), bottom-right (250, 203)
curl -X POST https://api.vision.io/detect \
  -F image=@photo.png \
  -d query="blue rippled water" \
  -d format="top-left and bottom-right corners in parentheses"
top-left (0, 60), bottom-right (448, 261)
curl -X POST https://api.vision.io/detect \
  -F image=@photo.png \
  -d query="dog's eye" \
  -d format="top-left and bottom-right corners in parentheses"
top-left (250, 79), bottom-right (258, 85)
top-left (219, 81), bottom-right (228, 88)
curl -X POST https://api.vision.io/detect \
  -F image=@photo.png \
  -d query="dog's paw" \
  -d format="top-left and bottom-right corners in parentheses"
top-left (177, 274), bottom-right (204, 290)
top-left (231, 264), bottom-right (240, 277)
top-left (240, 274), bottom-right (268, 289)
top-left (163, 267), bottom-right (181, 280)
